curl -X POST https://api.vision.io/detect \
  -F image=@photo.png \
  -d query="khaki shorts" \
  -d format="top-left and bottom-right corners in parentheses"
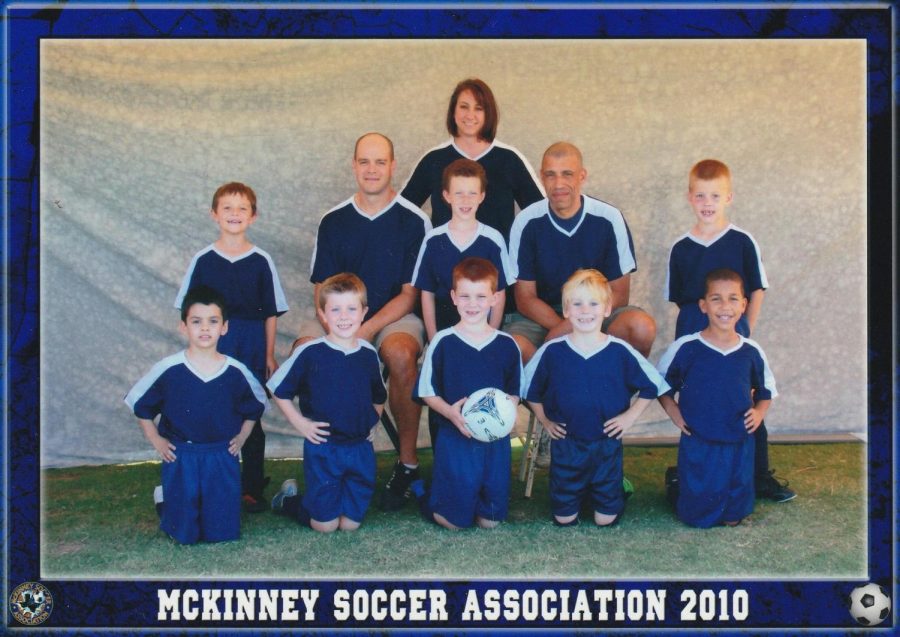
top-left (296, 312), bottom-right (425, 351)
top-left (503, 305), bottom-right (640, 349)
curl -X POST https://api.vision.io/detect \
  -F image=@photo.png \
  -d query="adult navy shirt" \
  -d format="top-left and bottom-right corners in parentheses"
top-left (509, 195), bottom-right (636, 308)
top-left (657, 333), bottom-right (777, 443)
top-left (415, 328), bottom-right (522, 432)
top-left (401, 140), bottom-right (544, 242)
top-left (411, 222), bottom-right (515, 331)
top-left (267, 338), bottom-right (387, 444)
top-left (125, 352), bottom-right (267, 444)
top-left (666, 224), bottom-right (768, 337)
top-left (310, 195), bottom-right (431, 318)
top-left (523, 335), bottom-right (668, 441)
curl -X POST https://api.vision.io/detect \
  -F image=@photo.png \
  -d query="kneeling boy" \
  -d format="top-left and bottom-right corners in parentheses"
top-left (657, 268), bottom-right (777, 528)
top-left (413, 257), bottom-right (523, 529)
top-left (523, 269), bottom-right (668, 526)
top-left (125, 285), bottom-right (267, 544)
top-left (268, 273), bottom-right (387, 532)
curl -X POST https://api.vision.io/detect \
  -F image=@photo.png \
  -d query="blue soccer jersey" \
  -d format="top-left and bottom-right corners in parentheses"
top-left (401, 140), bottom-right (544, 242)
top-left (310, 195), bottom-right (431, 318)
top-left (174, 245), bottom-right (289, 380)
top-left (125, 352), bottom-right (267, 443)
top-left (411, 222), bottom-right (515, 332)
top-left (523, 336), bottom-right (668, 441)
top-left (415, 328), bottom-right (523, 431)
top-left (665, 224), bottom-right (768, 337)
top-left (267, 338), bottom-right (387, 444)
top-left (509, 196), bottom-right (637, 307)
top-left (657, 333), bottom-right (777, 442)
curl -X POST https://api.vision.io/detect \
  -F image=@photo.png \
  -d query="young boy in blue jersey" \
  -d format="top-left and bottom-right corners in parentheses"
top-left (268, 273), bottom-right (387, 533)
top-left (665, 160), bottom-right (793, 502)
top-left (657, 269), bottom-right (777, 528)
top-left (523, 269), bottom-right (668, 527)
top-left (412, 158), bottom-right (515, 342)
top-left (125, 285), bottom-right (267, 544)
top-left (175, 182), bottom-right (289, 512)
top-left (411, 257), bottom-right (523, 530)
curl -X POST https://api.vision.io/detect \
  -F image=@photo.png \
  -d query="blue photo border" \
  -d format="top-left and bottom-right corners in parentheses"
top-left (3, 1), bottom-right (895, 632)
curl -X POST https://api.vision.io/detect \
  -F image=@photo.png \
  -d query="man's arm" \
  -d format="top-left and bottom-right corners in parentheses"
top-left (608, 273), bottom-right (631, 310)
top-left (357, 283), bottom-right (419, 343)
top-left (514, 280), bottom-right (563, 330)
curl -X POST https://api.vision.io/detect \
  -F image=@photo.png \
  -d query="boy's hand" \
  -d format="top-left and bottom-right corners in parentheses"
top-left (150, 434), bottom-right (177, 463)
top-left (368, 425), bottom-right (377, 443)
top-left (541, 419), bottom-right (567, 440)
top-left (603, 412), bottom-right (637, 440)
top-left (298, 417), bottom-right (331, 444)
top-left (228, 429), bottom-right (252, 456)
top-left (449, 396), bottom-right (470, 438)
top-left (266, 355), bottom-right (279, 380)
top-left (744, 406), bottom-right (764, 433)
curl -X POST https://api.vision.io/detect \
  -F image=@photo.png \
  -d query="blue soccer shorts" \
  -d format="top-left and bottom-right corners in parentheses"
top-left (549, 436), bottom-right (624, 519)
top-left (429, 425), bottom-right (511, 528)
top-left (302, 439), bottom-right (376, 524)
top-left (160, 440), bottom-right (240, 544)
top-left (677, 434), bottom-right (755, 528)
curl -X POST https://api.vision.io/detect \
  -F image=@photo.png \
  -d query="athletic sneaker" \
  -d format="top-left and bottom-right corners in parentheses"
top-left (271, 479), bottom-right (299, 513)
top-left (664, 466), bottom-right (679, 507)
top-left (535, 429), bottom-right (551, 468)
top-left (755, 470), bottom-right (796, 502)
top-left (242, 493), bottom-right (268, 513)
top-left (153, 485), bottom-right (164, 519)
top-left (379, 461), bottom-right (420, 511)
top-left (622, 476), bottom-right (634, 500)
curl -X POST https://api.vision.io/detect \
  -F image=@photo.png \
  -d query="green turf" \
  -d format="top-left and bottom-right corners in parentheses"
top-left (42, 443), bottom-right (866, 579)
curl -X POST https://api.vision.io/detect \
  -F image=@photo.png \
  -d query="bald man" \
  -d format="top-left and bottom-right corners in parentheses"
top-left (507, 141), bottom-right (656, 362)
top-left (295, 132), bottom-right (432, 511)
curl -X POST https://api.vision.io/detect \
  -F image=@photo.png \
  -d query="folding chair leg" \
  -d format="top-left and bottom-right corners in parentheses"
top-left (525, 428), bottom-right (545, 499)
top-left (380, 410), bottom-right (400, 452)
top-left (519, 411), bottom-right (537, 481)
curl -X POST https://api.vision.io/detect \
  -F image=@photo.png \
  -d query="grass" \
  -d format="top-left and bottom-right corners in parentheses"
top-left (42, 443), bottom-right (866, 580)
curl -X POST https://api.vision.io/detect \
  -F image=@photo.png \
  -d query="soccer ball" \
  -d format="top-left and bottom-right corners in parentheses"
top-left (849, 583), bottom-right (891, 626)
top-left (462, 387), bottom-right (517, 442)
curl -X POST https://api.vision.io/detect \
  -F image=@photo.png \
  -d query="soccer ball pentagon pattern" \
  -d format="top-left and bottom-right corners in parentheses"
top-left (462, 387), bottom-right (517, 442)
top-left (848, 583), bottom-right (891, 626)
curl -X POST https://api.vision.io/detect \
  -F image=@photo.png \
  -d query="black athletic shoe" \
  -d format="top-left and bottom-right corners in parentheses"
top-left (755, 470), bottom-right (796, 502)
top-left (379, 461), bottom-right (420, 511)
top-left (242, 492), bottom-right (269, 513)
top-left (664, 466), bottom-right (679, 508)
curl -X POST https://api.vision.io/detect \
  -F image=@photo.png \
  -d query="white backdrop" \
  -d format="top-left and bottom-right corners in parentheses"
top-left (40, 39), bottom-right (866, 467)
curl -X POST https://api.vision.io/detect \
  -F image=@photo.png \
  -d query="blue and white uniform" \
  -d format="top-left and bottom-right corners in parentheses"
top-left (267, 338), bottom-right (387, 523)
top-left (175, 245), bottom-right (288, 383)
top-left (401, 140), bottom-right (544, 242)
top-left (524, 335), bottom-right (668, 518)
top-left (657, 333), bottom-right (777, 527)
top-left (310, 195), bottom-right (431, 318)
top-left (665, 224), bottom-right (768, 338)
top-left (509, 195), bottom-right (637, 307)
top-left (411, 222), bottom-right (515, 332)
top-left (415, 327), bottom-right (523, 527)
top-left (125, 353), bottom-right (267, 544)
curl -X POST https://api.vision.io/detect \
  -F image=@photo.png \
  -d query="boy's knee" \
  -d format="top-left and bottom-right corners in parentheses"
top-left (433, 512), bottom-right (462, 531)
top-left (594, 511), bottom-right (618, 526)
top-left (476, 517), bottom-right (500, 529)
top-left (339, 517), bottom-right (361, 531)
top-left (311, 518), bottom-right (340, 533)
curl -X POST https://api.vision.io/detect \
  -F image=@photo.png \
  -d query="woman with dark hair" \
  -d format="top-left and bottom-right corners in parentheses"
top-left (401, 78), bottom-right (544, 243)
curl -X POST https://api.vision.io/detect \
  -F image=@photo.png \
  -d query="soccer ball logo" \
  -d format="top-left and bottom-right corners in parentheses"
top-left (462, 387), bottom-right (516, 442)
top-left (848, 583), bottom-right (891, 626)
top-left (9, 582), bottom-right (53, 625)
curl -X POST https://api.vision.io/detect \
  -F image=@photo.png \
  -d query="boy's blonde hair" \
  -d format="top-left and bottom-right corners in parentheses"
top-left (318, 272), bottom-right (368, 310)
top-left (562, 269), bottom-right (611, 309)
top-left (452, 257), bottom-right (498, 293)
top-left (442, 157), bottom-right (487, 192)
top-left (211, 182), bottom-right (258, 214)
top-left (689, 159), bottom-right (731, 190)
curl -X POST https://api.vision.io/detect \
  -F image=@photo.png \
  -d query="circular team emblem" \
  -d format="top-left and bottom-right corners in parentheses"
top-left (9, 582), bottom-right (53, 625)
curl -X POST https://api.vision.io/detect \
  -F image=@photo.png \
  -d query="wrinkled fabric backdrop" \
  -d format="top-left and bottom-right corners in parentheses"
top-left (41, 39), bottom-right (866, 467)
